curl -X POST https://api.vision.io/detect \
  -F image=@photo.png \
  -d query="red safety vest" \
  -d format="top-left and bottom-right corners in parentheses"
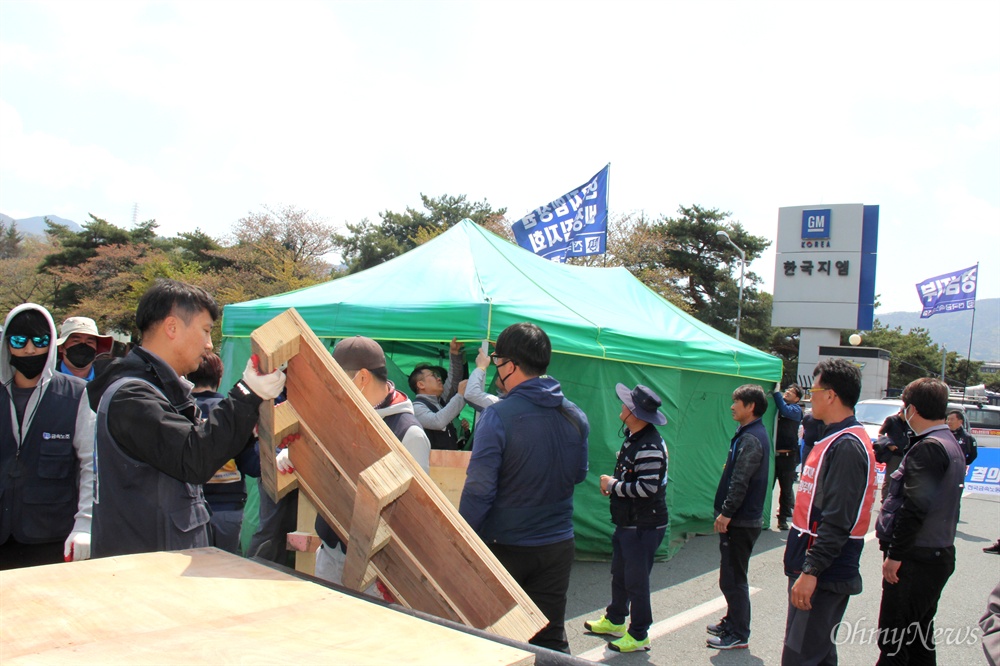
top-left (791, 424), bottom-right (876, 538)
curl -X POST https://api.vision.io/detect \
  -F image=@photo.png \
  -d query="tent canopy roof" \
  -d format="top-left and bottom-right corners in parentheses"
top-left (222, 220), bottom-right (781, 381)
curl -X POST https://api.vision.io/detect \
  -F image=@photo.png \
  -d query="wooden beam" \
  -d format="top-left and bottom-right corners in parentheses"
top-left (341, 453), bottom-right (412, 592)
top-left (257, 399), bottom-right (301, 502)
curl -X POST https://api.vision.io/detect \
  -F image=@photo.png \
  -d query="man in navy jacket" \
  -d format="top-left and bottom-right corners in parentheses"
top-left (707, 384), bottom-right (771, 650)
top-left (460, 323), bottom-right (589, 653)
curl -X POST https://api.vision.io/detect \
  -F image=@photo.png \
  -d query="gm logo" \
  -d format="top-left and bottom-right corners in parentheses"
top-left (801, 209), bottom-right (831, 240)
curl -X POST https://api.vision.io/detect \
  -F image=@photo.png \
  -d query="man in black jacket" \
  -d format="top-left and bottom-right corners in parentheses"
top-left (782, 359), bottom-right (876, 666)
top-left (88, 279), bottom-right (285, 557)
top-left (946, 409), bottom-right (978, 466)
top-left (585, 384), bottom-right (668, 653)
top-left (707, 384), bottom-right (771, 650)
top-left (875, 378), bottom-right (965, 664)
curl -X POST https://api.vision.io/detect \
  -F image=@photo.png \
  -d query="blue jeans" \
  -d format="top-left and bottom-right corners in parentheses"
top-left (606, 526), bottom-right (666, 640)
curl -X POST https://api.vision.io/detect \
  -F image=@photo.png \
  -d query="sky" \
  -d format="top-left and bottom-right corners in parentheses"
top-left (1, 0), bottom-right (997, 315)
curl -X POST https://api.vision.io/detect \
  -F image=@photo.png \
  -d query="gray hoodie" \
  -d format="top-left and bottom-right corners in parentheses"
top-left (2, 303), bottom-right (95, 539)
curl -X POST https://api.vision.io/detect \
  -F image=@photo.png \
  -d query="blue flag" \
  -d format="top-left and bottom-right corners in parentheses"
top-left (915, 265), bottom-right (978, 319)
top-left (511, 164), bottom-right (610, 262)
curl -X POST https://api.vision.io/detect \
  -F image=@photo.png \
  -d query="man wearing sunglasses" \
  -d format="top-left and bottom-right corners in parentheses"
top-left (87, 279), bottom-right (286, 557)
top-left (1, 303), bottom-right (95, 569)
top-left (459, 322), bottom-right (589, 653)
top-left (408, 337), bottom-right (468, 450)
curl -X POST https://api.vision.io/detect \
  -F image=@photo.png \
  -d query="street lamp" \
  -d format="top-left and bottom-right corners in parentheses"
top-left (716, 230), bottom-right (745, 341)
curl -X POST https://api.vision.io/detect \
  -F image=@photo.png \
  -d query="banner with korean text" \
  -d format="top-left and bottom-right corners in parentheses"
top-left (965, 447), bottom-right (1000, 496)
top-left (915, 264), bottom-right (978, 319)
top-left (511, 164), bottom-right (610, 262)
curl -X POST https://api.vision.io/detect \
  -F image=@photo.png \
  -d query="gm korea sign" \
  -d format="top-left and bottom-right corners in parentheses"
top-left (772, 203), bottom-right (879, 330)
top-left (801, 209), bottom-right (831, 245)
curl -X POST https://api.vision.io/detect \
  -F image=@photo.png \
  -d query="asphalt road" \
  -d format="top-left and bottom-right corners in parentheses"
top-left (562, 486), bottom-right (999, 665)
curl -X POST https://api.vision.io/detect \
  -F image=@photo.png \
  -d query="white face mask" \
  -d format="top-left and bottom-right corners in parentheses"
top-left (902, 405), bottom-right (918, 435)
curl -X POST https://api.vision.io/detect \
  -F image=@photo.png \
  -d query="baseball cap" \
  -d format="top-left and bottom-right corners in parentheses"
top-left (333, 336), bottom-right (386, 373)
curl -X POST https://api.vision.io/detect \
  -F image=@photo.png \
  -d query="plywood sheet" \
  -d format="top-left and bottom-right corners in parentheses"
top-left (0, 549), bottom-right (533, 666)
top-left (429, 449), bottom-right (471, 508)
top-left (251, 309), bottom-right (546, 642)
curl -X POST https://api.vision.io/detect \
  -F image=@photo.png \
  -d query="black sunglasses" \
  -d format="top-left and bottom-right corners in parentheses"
top-left (8, 334), bottom-right (51, 349)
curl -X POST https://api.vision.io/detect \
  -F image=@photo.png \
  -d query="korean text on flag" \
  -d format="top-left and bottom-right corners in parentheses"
top-left (511, 165), bottom-right (610, 262)
top-left (915, 265), bottom-right (978, 319)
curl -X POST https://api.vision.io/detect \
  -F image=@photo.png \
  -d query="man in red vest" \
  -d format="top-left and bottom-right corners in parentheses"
top-left (782, 358), bottom-right (877, 665)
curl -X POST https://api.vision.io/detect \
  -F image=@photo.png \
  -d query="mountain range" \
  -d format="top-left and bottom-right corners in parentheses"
top-left (875, 298), bottom-right (999, 362)
top-left (0, 213), bottom-right (83, 236)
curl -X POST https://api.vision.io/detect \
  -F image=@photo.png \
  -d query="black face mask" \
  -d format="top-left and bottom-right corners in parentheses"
top-left (10, 353), bottom-right (48, 380)
top-left (65, 343), bottom-right (97, 368)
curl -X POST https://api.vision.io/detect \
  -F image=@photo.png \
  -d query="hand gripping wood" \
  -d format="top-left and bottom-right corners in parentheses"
top-left (250, 309), bottom-right (546, 642)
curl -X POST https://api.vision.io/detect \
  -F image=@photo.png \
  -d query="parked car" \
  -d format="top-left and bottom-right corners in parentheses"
top-left (853, 399), bottom-right (990, 446)
top-left (962, 404), bottom-right (1000, 449)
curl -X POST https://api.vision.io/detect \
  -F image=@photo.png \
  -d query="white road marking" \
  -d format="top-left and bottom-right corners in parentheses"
top-left (577, 587), bottom-right (761, 662)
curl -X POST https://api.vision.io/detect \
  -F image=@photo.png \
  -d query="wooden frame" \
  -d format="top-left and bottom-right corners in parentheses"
top-left (252, 309), bottom-right (546, 642)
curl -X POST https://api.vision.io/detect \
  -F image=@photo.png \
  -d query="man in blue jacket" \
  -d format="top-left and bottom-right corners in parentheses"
top-left (772, 384), bottom-right (803, 530)
top-left (707, 384), bottom-right (771, 650)
top-left (459, 323), bottom-right (589, 653)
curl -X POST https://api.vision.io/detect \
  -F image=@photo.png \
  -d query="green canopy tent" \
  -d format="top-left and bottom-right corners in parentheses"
top-left (220, 219), bottom-right (783, 559)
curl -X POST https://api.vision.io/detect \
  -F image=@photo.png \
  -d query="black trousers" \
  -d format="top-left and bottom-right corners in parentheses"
top-left (782, 578), bottom-right (851, 666)
top-left (490, 537), bottom-right (575, 653)
top-left (773, 453), bottom-right (798, 520)
top-left (606, 525), bottom-right (666, 640)
top-left (718, 525), bottom-right (761, 641)
top-left (247, 481), bottom-right (298, 566)
top-left (876, 553), bottom-right (955, 665)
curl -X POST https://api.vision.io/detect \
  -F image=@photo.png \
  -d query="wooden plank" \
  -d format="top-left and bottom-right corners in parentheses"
top-left (342, 453), bottom-right (412, 592)
top-left (0, 549), bottom-right (534, 666)
top-left (294, 494), bottom-right (319, 575)
top-left (257, 398), bottom-right (300, 502)
top-left (250, 309), bottom-right (546, 642)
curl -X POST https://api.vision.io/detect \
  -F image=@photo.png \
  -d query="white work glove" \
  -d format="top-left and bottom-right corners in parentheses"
top-left (276, 448), bottom-right (295, 474)
top-left (64, 531), bottom-right (91, 562)
top-left (242, 354), bottom-right (286, 400)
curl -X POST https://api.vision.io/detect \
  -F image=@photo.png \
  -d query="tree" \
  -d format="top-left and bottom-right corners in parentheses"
top-left (40, 214), bottom-right (172, 310)
top-left (334, 194), bottom-right (506, 273)
top-left (0, 235), bottom-right (62, 313)
top-left (174, 229), bottom-right (228, 271)
top-left (570, 205), bottom-right (772, 343)
top-left (843, 322), bottom-right (985, 391)
top-left (0, 221), bottom-right (24, 260)
top-left (62, 243), bottom-right (176, 337)
top-left (220, 205), bottom-right (337, 286)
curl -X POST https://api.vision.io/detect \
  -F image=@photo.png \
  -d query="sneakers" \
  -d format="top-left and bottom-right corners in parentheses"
top-left (609, 632), bottom-right (651, 653)
top-left (707, 632), bottom-right (749, 650)
top-left (985, 540), bottom-right (1000, 555)
top-left (583, 615), bottom-right (626, 638)
top-left (706, 617), bottom-right (729, 637)
top-left (777, 519), bottom-right (789, 531)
